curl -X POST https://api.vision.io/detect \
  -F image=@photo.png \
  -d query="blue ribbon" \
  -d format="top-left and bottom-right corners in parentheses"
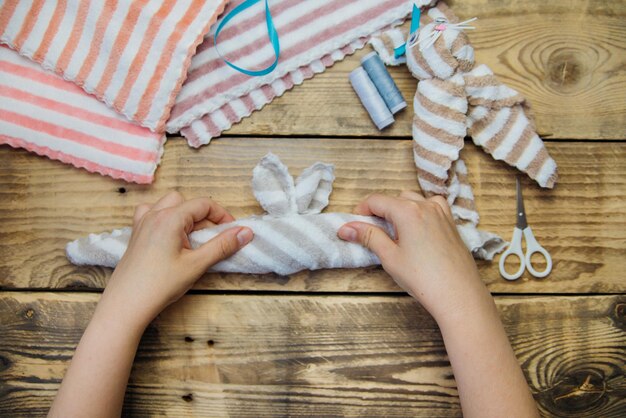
top-left (214, 0), bottom-right (280, 76)
top-left (394, 4), bottom-right (421, 59)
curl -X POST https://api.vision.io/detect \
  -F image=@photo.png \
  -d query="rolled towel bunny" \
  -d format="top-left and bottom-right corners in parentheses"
top-left (67, 153), bottom-right (507, 276)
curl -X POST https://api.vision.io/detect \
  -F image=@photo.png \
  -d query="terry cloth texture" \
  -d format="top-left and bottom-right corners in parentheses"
top-left (0, 0), bottom-right (229, 132)
top-left (169, 0), bottom-right (438, 145)
top-left (67, 153), bottom-right (507, 276)
top-left (370, 2), bottom-right (558, 193)
top-left (181, 39), bottom-right (366, 147)
top-left (368, 1), bottom-right (558, 257)
top-left (0, 45), bottom-right (165, 184)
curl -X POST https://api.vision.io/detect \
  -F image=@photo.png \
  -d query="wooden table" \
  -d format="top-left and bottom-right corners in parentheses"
top-left (1, 1), bottom-right (625, 416)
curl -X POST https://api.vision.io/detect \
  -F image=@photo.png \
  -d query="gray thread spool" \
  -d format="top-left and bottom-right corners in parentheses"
top-left (361, 51), bottom-right (406, 114)
top-left (349, 66), bottom-right (394, 130)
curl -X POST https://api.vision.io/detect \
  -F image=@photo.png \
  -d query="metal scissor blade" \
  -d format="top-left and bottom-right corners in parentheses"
top-left (516, 177), bottom-right (528, 229)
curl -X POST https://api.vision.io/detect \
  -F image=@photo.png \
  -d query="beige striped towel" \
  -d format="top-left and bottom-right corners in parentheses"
top-left (371, 2), bottom-right (558, 197)
top-left (66, 153), bottom-right (507, 276)
top-left (0, 0), bottom-right (229, 132)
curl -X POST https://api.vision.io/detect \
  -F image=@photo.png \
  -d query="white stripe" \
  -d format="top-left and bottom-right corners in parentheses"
top-left (412, 123), bottom-right (461, 160)
top-left (297, 217), bottom-right (342, 266)
top-left (420, 32), bottom-right (455, 79)
top-left (124, 0), bottom-right (193, 117)
top-left (467, 105), bottom-right (489, 125)
top-left (414, 94), bottom-right (466, 137)
top-left (388, 28), bottom-right (407, 48)
top-left (291, 69), bottom-right (304, 85)
top-left (535, 157), bottom-right (557, 187)
top-left (144, 0), bottom-right (222, 125)
top-left (417, 177), bottom-right (448, 195)
top-left (229, 98), bottom-right (249, 117)
top-left (492, 110), bottom-right (527, 160)
top-left (467, 64), bottom-right (493, 77)
top-left (515, 134), bottom-right (543, 171)
top-left (44, 0), bottom-right (79, 65)
top-left (0, 63), bottom-right (125, 120)
top-left (413, 148), bottom-right (450, 179)
top-left (0, 120), bottom-right (155, 175)
top-left (21, 0), bottom-right (58, 54)
top-left (65, 1), bottom-right (105, 79)
top-left (418, 79), bottom-right (467, 113)
top-left (466, 84), bottom-right (519, 102)
top-left (454, 44), bottom-right (474, 63)
top-left (210, 108), bottom-right (231, 131)
top-left (0, 96), bottom-right (160, 151)
top-left (459, 184), bottom-right (474, 200)
top-left (1, 2), bottom-right (31, 40)
top-left (249, 88), bottom-right (268, 109)
top-left (406, 48), bottom-right (431, 79)
top-left (472, 107), bottom-right (511, 146)
top-left (104, 0), bottom-right (163, 101)
top-left (189, 119), bottom-right (213, 145)
top-left (452, 206), bottom-right (479, 224)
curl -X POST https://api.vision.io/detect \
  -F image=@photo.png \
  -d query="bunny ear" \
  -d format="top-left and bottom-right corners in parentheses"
top-left (294, 162), bottom-right (335, 214)
top-left (252, 153), bottom-right (297, 216)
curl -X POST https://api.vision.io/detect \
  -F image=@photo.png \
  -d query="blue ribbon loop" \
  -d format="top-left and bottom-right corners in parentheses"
top-left (394, 4), bottom-right (421, 59)
top-left (214, 0), bottom-right (280, 76)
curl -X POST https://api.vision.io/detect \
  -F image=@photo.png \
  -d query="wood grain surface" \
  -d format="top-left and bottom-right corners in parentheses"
top-left (1, 138), bottom-right (625, 293)
top-left (0, 292), bottom-right (624, 417)
top-left (224, 0), bottom-right (626, 140)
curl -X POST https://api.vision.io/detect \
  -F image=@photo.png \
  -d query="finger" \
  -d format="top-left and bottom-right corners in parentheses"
top-left (178, 197), bottom-right (236, 228)
top-left (152, 191), bottom-right (185, 211)
top-left (399, 190), bottom-right (426, 202)
top-left (429, 195), bottom-right (454, 220)
top-left (353, 194), bottom-right (403, 221)
top-left (133, 203), bottom-right (152, 225)
top-left (338, 221), bottom-right (397, 264)
top-left (188, 226), bottom-right (253, 268)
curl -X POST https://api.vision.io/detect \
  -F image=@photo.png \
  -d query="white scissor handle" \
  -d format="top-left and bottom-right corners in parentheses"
top-left (522, 227), bottom-right (552, 278)
top-left (499, 227), bottom-right (525, 281)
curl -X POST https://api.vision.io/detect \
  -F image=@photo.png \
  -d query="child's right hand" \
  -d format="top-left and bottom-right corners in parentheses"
top-left (338, 191), bottom-right (483, 320)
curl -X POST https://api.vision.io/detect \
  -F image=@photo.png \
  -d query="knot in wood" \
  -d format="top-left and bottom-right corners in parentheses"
top-left (613, 302), bottom-right (626, 328)
top-left (546, 50), bottom-right (586, 93)
top-left (545, 370), bottom-right (607, 414)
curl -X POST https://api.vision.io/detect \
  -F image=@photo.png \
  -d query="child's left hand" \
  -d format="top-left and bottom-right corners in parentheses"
top-left (100, 191), bottom-right (253, 329)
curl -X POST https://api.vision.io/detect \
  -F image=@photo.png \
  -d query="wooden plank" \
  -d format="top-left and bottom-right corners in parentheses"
top-left (221, 0), bottom-right (626, 140)
top-left (0, 292), bottom-right (624, 416)
top-left (1, 138), bottom-right (626, 293)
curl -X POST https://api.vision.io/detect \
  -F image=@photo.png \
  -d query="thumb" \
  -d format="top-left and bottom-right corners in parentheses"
top-left (338, 221), bottom-right (397, 264)
top-left (190, 226), bottom-right (254, 269)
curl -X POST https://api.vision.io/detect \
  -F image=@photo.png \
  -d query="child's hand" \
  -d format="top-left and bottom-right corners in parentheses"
top-left (101, 192), bottom-right (253, 328)
top-left (338, 191), bottom-right (481, 320)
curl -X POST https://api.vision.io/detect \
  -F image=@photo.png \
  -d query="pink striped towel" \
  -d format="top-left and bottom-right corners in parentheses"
top-left (0, 0), bottom-right (229, 132)
top-left (0, 45), bottom-right (165, 184)
top-left (169, 0), bottom-right (429, 146)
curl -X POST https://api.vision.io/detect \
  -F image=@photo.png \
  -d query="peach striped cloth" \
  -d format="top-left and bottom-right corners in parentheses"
top-left (0, 0), bottom-right (229, 132)
top-left (168, 0), bottom-right (430, 146)
top-left (0, 45), bottom-right (165, 184)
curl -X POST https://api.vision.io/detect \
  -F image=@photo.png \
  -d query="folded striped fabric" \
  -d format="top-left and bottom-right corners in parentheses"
top-left (181, 39), bottom-right (366, 148)
top-left (0, 45), bottom-right (165, 184)
top-left (0, 0), bottom-right (229, 132)
top-left (169, 0), bottom-right (433, 145)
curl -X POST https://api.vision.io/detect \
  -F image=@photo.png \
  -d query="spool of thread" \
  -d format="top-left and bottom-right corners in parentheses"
top-left (361, 51), bottom-right (406, 114)
top-left (349, 66), bottom-right (394, 130)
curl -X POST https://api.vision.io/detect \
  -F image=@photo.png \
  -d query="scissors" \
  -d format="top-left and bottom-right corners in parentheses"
top-left (499, 178), bottom-right (552, 281)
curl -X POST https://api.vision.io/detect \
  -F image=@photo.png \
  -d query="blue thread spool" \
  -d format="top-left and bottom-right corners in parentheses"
top-left (349, 66), bottom-right (394, 130)
top-left (361, 51), bottom-right (406, 114)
